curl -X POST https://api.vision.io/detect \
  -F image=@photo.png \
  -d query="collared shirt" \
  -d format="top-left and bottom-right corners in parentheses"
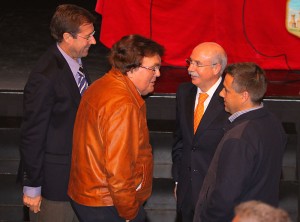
top-left (57, 43), bottom-right (83, 85)
top-left (175, 77), bottom-right (222, 185)
top-left (23, 186), bottom-right (41, 198)
top-left (195, 77), bottom-right (222, 112)
top-left (229, 103), bottom-right (264, 122)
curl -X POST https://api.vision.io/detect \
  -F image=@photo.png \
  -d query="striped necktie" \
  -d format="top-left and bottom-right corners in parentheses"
top-left (77, 67), bottom-right (88, 95)
top-left (194, 93), bottom-right (208, 133)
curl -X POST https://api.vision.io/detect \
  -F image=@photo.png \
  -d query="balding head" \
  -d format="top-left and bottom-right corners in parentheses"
top-left (192, 42), bottom-right (227, 75)
top-left (188, 42), bottom-right (227, 91)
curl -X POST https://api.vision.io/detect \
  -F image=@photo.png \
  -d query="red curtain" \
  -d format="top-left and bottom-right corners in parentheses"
top-left (96, 0), bottom-right (300, 70)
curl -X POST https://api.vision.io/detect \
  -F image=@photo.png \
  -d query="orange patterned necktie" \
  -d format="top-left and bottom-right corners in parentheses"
top-left (194, 93), bottom-right (208, 133)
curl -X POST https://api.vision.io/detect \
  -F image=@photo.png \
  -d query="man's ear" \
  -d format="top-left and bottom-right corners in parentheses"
top-left (213, 63), bottom-right (222, 76)
top-left (241, 90), bottom-right (250, 103)
top-left (126, 69), bottom-right (134, 78)
top-left (63, 32), bottom-right (74, 43)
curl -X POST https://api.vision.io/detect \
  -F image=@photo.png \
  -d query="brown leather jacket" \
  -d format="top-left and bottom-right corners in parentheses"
top-left (68, 68), bottom-right (153, 220)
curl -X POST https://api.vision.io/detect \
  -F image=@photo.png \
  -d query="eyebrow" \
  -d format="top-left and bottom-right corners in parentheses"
top-left (189, 57), bottom-right (204, 65)
top-left (82, 30), bottom-right (95, 36)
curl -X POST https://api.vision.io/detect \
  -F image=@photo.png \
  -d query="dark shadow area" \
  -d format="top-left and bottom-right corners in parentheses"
top-left (0, 0), bottom-right (111, 91)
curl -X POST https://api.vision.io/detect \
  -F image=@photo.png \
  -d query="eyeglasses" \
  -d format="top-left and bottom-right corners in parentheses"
top-left (139, 65), bottom-right (160, 73)
top-left (186, 58), bottom-right (217, 68)
top-left (76, 31), bottom-right (95, 41)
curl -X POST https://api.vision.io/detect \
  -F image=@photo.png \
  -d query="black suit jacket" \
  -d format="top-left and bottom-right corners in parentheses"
top-left (19, 44), bottom-right (91, 201)
top-left (172, 80), bottom-right (229, 210)
top-left (193, 108), bottom-right (287, 222)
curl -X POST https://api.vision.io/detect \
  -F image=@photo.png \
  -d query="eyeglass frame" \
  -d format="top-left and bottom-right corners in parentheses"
top-left (76, 30), bottom-right (96, 41)
top-left (186, 58), bottom-right (217, 68)
top-left (139, 65), bottom-right (161, 73)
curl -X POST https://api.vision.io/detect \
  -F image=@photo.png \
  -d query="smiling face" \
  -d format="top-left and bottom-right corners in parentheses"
top-left (127, 54), bottom-right (161, 96)
top-left (60, 23), bottom-right (96, 60)
top-left (71, 23), bottom-right (97, 59)
top-left (187, 42), bottom-right (223, 92)
top-left (188, 55), bottom-right (216, 91)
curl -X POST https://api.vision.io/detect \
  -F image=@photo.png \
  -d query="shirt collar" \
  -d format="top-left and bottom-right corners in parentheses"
top-left (56, 43), bottom-right (82, 76)
top-left (229, 103), bottom-right (264, 122)
top-left (197, 77), bottom-right (222, 98)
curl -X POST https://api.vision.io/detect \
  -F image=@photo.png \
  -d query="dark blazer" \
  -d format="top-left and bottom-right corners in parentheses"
top-left (18, 44), bottom-right (91, 201)
top-left (193, 108), bottom-right (287, 222)
top-left (172, 80), bottom-right (229, 210)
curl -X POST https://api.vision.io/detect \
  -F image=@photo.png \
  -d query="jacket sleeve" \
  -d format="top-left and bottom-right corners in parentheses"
top-left (104, 103), bottom-right (141, 220)
top-left (19, 72), bottom-right (54, 187)
top-left (172, 91), bottom-right (183, 182)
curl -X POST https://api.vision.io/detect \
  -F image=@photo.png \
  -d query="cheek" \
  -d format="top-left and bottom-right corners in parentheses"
top-left (135, 76), bottom-right (151, 92)
top-left (191, 77), bottom-right (201, 85)
top-left (144, 74), bottom-right (154, 84)
top-left (145, 78), bottom-right (154, 90)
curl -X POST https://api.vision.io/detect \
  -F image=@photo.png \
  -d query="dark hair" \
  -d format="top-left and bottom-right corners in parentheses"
top-left (50, 4), bottom-right (95, 42)
top-left (109, 34), bottom-right (165, 74)
top-left (224, 62), bottom-right (267, 104)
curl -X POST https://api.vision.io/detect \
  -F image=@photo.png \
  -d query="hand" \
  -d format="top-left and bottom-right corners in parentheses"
top-left (126, 220), bottom-right (130, 222)
top-left (23, 194), bottom-right (42, 213)
top-left (174, 183), bottom-right (177, 200)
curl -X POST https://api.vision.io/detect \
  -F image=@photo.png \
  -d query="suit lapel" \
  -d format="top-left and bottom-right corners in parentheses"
top-left (61, 65), bottom-right (81, 107)
top-left (81, 61), bottom-right (92, 85)
top-left (194, 82), bottom-right (224, 136)
top-left (52, 45), bottom-right (81, 108)
top-left (185, 86), bottom-right (197, 138)
top-left (197, 94), bottom-right (223, 133)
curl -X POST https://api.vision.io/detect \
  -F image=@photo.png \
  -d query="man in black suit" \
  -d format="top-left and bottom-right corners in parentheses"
top-left (193, 63), bottom-right (287, 222)
top-left (172, 42), bottom-right (229, 222)
top-left (18, 4), bottom-right (95, 221)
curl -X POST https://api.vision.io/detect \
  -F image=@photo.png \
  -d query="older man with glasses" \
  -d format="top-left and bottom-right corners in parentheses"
top-left (68, 34), bottom-right (164, 222)
top-left (172, 42), bottom-right (230, 222)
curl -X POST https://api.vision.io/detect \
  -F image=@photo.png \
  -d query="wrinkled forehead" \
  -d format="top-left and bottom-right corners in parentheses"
top-left (141, 54), bottom-right (161, 65)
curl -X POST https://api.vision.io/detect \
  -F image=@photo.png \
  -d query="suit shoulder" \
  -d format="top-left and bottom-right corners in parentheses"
top-left (177, 82), bottom-right (194, 93)
top-left (29, 45), bottom-right (67, 79)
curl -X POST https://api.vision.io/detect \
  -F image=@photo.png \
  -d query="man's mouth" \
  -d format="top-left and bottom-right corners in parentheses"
top-left (189, 71), bottom-right (199, 78)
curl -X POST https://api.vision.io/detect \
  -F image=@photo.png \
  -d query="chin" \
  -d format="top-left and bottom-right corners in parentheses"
top-left (191, 78), bottom-right (199, 85)
top-left (143, 89), bottom-right (154, 96)
top-left (226, 108), bottom-right (232, 114)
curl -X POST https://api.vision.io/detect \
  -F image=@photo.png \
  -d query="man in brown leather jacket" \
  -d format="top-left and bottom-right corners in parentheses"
top-left (68, 34), bottom-right (164, 222)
